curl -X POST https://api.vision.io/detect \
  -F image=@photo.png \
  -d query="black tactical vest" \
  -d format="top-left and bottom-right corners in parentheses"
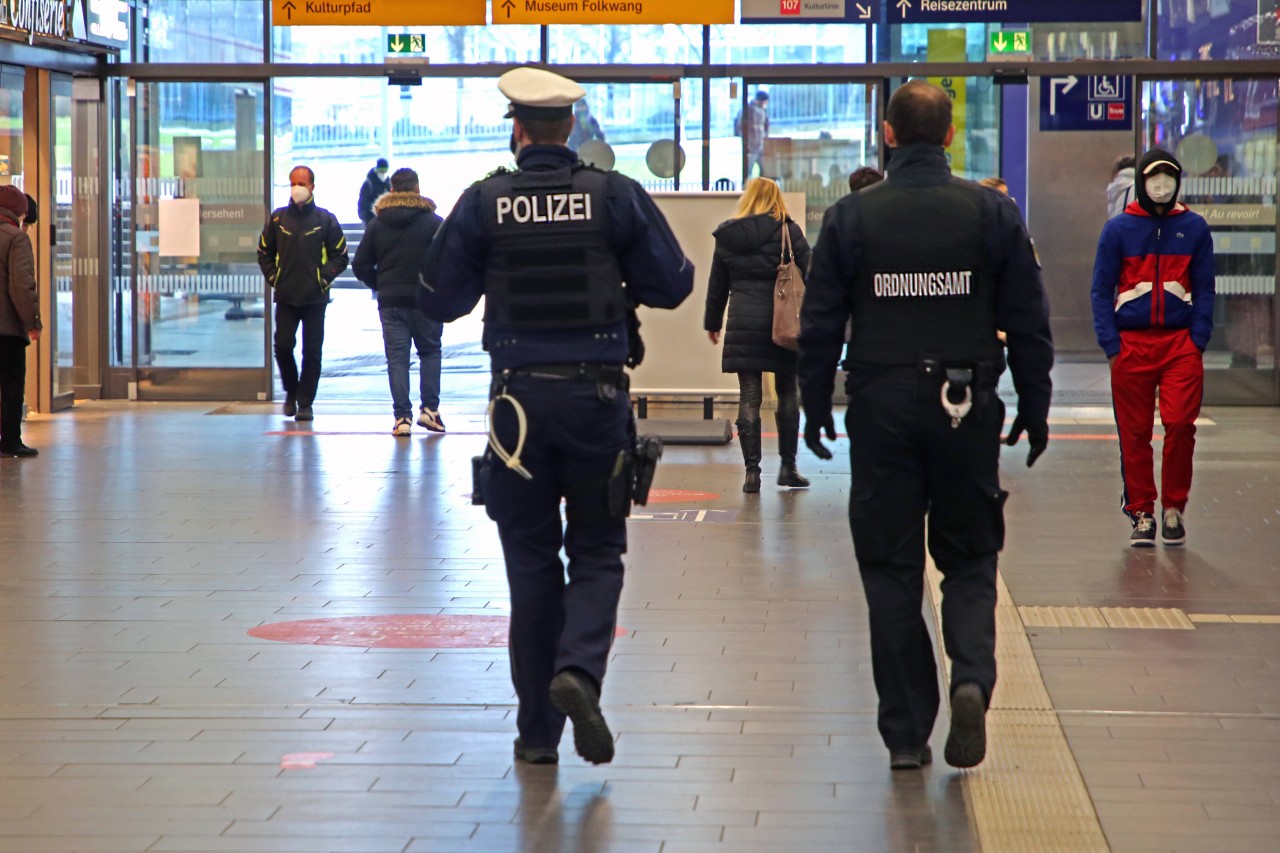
top-left (479, 164), bottom-right (623, 330)
top-left (847, 179), bottom-right (1001, 367)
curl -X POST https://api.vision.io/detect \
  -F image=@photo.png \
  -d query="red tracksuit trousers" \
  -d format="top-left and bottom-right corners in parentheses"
top-left (1111, 328), bottom-right (1204, 519)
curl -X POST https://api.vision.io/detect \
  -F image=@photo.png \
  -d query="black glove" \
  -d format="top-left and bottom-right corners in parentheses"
top-left (1005, 414), bottom-right (1048, 468)
top-left (804, 412), bottom-right (836, 460)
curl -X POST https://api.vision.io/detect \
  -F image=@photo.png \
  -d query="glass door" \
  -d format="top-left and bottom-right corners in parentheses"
top-left (1143, 78), bottom-right (1280, 404)
top-left (126, 80), bottom-right (268, 400)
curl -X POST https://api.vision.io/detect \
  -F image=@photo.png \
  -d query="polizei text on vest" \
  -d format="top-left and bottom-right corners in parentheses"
top-left (873, 271), bottom-right (973, 298)
top-left (496, 193), bottom-right (594, 225)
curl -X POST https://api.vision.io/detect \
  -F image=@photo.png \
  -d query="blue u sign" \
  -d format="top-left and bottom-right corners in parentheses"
top-left (1040, 75), bottom-right (1132, 132)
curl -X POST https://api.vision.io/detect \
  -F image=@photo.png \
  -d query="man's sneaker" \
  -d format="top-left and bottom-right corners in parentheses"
top-left (294, 405), bottom-right (314, 422)
top-left (282, 395), bottom-right (297, 417)
top-left (889, 744), bottom-right (933, 770)
top-left (944, 683), bottom-right (987, 769)
top-left (0, 443), bottom-right (38, 458)
top-left (513, 737), bottom-right (558, 765)
top-left (392, 417), bottom-right (412, 437)
top-left (549, 669), bottom-right (614, 765)
top-left (1161, 508), bottom-right (1186, 546)
top-left (417, 407), bottom-right (445, 432)
top-left (1129, 513), bottom-right (1157, 548)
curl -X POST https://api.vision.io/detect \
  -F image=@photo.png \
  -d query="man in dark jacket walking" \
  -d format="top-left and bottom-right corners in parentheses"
top-left (357, 158), bottom-right (391, 225)
top-left (0, 185), bottom-right (40, 457)
top-left (352, 168), bottom-right (446, 435)
top-left (258, 165), bottom-right (348, 421)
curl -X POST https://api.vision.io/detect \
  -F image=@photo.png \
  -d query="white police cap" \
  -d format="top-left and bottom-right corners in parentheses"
top-left (499, 66), bottom-right (586, 121)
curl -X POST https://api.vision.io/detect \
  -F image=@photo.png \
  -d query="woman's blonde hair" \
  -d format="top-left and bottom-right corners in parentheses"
top-left (732, 177), bottom-right (790, 221)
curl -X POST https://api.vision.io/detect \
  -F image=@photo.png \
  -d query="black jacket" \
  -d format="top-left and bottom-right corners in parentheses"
top-left (704, 213), bottom-right (811, 374)
top-left (352, 191), bottom-right (443, 309)
top-left (358, 169), bottom-right (391, 224)
top-left (257, 199), bottom-right (348, 306)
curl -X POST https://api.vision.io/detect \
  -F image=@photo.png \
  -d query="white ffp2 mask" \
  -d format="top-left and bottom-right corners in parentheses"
top-left (290, 186), bottom-right (312, 205)
top-left (1145, 174), bottom-right (1177, 204)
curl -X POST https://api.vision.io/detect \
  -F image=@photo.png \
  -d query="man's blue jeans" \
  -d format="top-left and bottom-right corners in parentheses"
top-left (378, 306), bottom-right (442, 418)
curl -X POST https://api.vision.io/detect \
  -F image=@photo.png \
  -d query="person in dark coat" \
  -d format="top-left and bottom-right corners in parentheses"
top-left (357, 158), bottom-right (391, 224)
top-left (352, 167), bottom-right (447, 435)
top-left (704, 177), bottom-right (813, 493)
top-left (0, 185), bottom-right (39, 457)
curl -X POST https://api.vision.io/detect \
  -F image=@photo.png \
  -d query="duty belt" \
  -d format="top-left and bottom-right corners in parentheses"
top-left (500, 363), bottom-right (626, 385)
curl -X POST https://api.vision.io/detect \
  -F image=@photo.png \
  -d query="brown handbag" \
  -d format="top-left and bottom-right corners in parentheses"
top-left (771, 220), bottom-right (805, 351)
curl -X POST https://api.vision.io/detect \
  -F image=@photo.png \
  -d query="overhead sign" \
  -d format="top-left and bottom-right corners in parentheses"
top-left (989, 29), bottom-right (1030, 56)
top-left (387, 33), bottom-right (426, 54)
top-left (272, 0), bottom-right (485, 26)
top-left (0, 0), bottom-right (72, 38)
top-left (741, 0), bottom-right (877, 24)
top-left (494, 0), bottom-right (733, 25)
top-left (1040, 75), bottom-right (1132, 132)
top-left (890, 0), bottom-right (1142, 23)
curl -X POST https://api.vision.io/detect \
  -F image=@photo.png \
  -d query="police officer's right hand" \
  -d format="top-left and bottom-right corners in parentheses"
top-left (1005, 414), bottom-right (1048, 468)
top-left (804, 412), bottom-right (837, 460)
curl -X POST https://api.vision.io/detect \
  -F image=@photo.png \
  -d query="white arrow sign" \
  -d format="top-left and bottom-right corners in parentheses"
top-left (896, 0), bottom-right (911, 17)
top-left (856, 2), bottom-right (871, 18)
top-left (1048, 75), bottom-right (1079, 116)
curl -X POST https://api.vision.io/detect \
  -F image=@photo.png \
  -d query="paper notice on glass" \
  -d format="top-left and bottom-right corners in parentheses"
top-left (158, 198), bottom-right (200, 256)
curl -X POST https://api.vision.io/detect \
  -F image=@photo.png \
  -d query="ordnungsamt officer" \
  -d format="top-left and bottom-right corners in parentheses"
top-left (797, 80), bottom-right (1054, 770)
top-left (418, 66), bottom-right (693, 766)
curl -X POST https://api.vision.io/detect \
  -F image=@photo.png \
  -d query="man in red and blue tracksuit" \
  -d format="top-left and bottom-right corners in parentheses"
top-left (1091, 149), bottom-right (1215, 548)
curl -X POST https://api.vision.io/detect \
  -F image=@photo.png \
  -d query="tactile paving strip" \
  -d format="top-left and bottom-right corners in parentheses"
top-left (1019, 605), bottom-right (1195, 630)
top-left (926, 562), bottom-right (1110, 852)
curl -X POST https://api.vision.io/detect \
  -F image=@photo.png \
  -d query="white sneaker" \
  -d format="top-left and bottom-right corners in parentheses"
top-left (417, 407), bottom-right (445, 432)
top-left (392, 417), bottom-right (412, 436)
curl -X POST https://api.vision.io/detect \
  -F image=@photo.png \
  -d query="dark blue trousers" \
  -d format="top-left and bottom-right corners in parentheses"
top-left (845, 379), bottom-right (1006, 753)
top-left (483, 374), bottom-right (631, 748)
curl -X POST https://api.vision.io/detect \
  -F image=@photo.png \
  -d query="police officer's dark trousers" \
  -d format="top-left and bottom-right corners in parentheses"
top-left (845, 376), bottom-right (1006, 753)
top-left (484, 372), bottom-right (631, 749)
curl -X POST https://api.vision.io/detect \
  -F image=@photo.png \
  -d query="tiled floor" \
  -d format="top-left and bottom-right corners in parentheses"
top-left (0, 397), bottom-right (1277, 852)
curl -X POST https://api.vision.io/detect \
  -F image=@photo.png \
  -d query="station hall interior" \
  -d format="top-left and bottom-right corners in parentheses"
top-left (1, 1), bottom-right (1280, 851)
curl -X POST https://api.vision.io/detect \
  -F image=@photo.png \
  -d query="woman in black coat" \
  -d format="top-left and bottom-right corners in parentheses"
top-left (704, 178), bottom-right (813, 493)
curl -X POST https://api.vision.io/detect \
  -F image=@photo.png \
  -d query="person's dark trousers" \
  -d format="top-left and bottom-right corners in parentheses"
top-left (773, 369), bottom-right (801, 466)
top-left (378, 306), bottom-right (443, 419)
top-left (0, 336), bottom-right (27, 448)
top-left (274, 302), bottom-right (327, 406)
top-left (483, 373), bottom-right (630, 749)
top-left (736, 372), bottom-right (764, 473)
top-left (844, 377), bottom-right (1005, 753)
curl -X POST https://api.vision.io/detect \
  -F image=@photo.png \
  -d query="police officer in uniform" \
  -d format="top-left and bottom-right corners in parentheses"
top-left (798, 80), bottom-right (1053, 770)
top-left (418, 67), bottom-right (693, 766)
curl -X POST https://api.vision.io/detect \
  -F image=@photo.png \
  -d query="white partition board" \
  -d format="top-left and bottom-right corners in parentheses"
top-left (634, 191), bottom-right (806, 394)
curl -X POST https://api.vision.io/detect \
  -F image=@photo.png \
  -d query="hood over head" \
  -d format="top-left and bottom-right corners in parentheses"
top-left (1134, 148), bottom-right (1182, 216)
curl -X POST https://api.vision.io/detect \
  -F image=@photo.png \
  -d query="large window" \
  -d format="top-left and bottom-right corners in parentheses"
top-left (272, 25), bottom-right (540, 64)
top-left (135, 0), bottom-right (264, 63)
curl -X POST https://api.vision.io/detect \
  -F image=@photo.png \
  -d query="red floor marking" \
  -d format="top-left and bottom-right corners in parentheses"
top-left (280, 752), bottom-right (333, 770)
top-left (646, 489), bottom-right (721, 503)
top-left (249, 614), bottom-right (628, 649)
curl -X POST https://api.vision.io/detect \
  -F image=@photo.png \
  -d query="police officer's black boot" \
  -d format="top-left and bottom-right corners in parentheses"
top-left (737, 419), bottom-right (762, 493)
top-left (775, 411), bottom-right (810, 488)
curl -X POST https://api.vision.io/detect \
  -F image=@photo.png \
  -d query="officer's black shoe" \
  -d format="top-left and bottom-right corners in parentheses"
top-left (282, 395), bottom-right (297, 417)
top-left (743, 467), bottom-right (761, 493)
top-left (513, 737), bottom-right (559, 765)
top-left (294, 405), bottom-right (314, 422)
top-left (944, 683), bottom-right (987, 769)
top-left (889, 744), bottom-right (932, 770)
top-left (1130, 512), bottom-right (1157, 548)
top-left (777, 463), bottom-right (809, 488)
top-left (0, 442), bottom-right (37, 458)
top-left (549, 668), bottom-right (614, 765)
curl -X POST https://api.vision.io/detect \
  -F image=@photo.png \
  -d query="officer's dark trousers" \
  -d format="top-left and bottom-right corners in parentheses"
top-left (484, 374), bottom-right (631, 749)
top-left (845, 378), bottom-right (1006, 753)
top-left (274, 302), bottom-right (327, 406)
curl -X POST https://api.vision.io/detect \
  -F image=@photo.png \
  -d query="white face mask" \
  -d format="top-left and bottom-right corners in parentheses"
top-left (290, 185), bottom-right (312, 205)
top-left (1145, 174), bottom-right (1177, 204)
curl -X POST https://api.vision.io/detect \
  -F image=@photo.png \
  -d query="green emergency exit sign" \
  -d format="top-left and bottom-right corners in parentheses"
top-left (387, 33), bottom-right (426, 54)
top-left (989, 30), bottom-right (1030, 55)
